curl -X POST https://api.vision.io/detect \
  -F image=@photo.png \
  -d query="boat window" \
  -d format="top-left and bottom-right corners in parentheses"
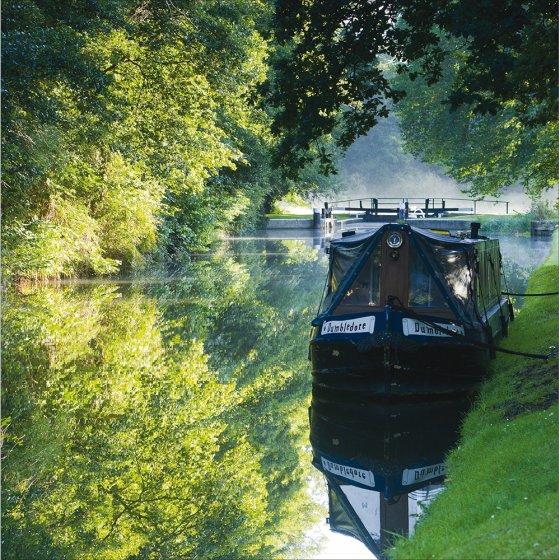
top-left (334, 245), bottom-right (381, 312)
top-left (408, 250), bottom-right (448, 308)
top-left (432, 248), bottom-right (471, 303)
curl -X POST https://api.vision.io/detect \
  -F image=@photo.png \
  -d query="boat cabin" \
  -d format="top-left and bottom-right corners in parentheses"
top-left (310, 223), bottom-right (511, 394)
top-left (322, 224), bottom-right (503, 324)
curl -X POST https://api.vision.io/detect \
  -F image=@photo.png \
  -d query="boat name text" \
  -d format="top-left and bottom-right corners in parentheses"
top-left (402, 463), bottom-right (446, 486)
top-left (402, 318), bottom-right (464, 337)
top-left (321, 316), bottom-right (375, 336)
top-left (321, 456), bottom-right (376, 487)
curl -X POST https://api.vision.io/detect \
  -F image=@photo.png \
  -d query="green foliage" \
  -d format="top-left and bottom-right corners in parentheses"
top-left (2, 207), bottom-right (120, 280)
top-left (2, 238), bottom-right (329, 558)
top-left (529, 199), bottom-right (559, 222)
top-left (271, 1), bottom-right (400, 173)
top-left (393, 38), bottom-right (558, 198)
top-left (272, 1), bottom-right (557, 180)
top-left (2, 0), bottom-right (341, 279)
top-left (3, 0), bottom-right (557, 280)
top-left (460, 213), bottom-right (534, 234)
top-left (93, 154), bottom-right (163, 268)
top-left (457, 202), bottom-right (558, 234)
top-left (390, 241), bottom-right (559, 559)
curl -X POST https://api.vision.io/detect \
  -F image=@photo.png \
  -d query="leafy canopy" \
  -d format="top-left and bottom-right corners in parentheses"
top-left (393, 37), bottom-right (559, 198)
top-left (2, 0), bottom-right (342, 279)
top-left (271, 0), bottom-right (558, 187)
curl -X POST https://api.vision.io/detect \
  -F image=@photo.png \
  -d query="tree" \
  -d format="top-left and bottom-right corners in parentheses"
top-left (1, 1), bottom-right (274, 278)
top-left (272, 0), bottom-right (558, 186)
top-left (393, 38), bottom-right (559, 197)
top-left (1, 0), bottom-right (348, 279)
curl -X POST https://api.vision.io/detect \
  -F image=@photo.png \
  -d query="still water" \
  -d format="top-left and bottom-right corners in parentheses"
top-left (2, 230), bottom-right (551, 559)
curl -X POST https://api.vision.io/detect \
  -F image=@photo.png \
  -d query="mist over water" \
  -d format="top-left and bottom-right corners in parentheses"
top-left (330, 116), bottom-right (553, 214)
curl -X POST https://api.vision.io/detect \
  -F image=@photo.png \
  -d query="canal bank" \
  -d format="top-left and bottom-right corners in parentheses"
top-left (389, 232), bottom-right (559, 560)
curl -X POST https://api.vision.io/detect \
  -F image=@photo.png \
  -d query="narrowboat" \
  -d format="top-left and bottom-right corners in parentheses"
top-left (310, 223), bottom-right (512, 395)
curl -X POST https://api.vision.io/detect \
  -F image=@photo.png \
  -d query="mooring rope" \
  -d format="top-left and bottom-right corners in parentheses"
top-left (501, 291), bottom-right (559, 297)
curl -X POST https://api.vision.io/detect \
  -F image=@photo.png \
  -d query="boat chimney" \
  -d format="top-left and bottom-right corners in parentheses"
top-left (470, 222), bottom-right (481, 239)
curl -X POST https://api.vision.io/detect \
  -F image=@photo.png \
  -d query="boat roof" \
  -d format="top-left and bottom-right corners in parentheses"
top-left (329, 223), bottom-right (485, 250)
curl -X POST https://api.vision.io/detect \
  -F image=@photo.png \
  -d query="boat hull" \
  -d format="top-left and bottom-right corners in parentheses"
top-left (310, 339), bottom-right (489, 396)
top-left (309, 311), bottom-right (493, 396)
top-left (310, 224), bottom-right (512, 396)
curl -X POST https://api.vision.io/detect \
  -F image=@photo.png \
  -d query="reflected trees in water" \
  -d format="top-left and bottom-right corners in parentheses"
top-left (2, 241), bottom-right (328, 559)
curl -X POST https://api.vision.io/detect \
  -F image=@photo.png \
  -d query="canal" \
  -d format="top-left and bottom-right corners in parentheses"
top-left (1, 231), bottom-right (552, 559)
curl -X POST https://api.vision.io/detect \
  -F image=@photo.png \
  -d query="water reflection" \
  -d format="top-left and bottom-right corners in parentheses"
top-left (1, 231), bottom-right (551, 559)
top-left (1, 240), bottom-right (327, 560)
top-left (310, 390), bottom-right (473, 558)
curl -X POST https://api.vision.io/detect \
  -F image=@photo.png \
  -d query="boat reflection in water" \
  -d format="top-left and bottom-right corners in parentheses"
top-left (309, 388), bottom-right (473, 558)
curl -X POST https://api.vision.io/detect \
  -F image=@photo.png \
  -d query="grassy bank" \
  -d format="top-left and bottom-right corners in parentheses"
top-left (390, 232), bottom-right (559, 560)
top-left (452, 213), bottom-right (533, 232)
